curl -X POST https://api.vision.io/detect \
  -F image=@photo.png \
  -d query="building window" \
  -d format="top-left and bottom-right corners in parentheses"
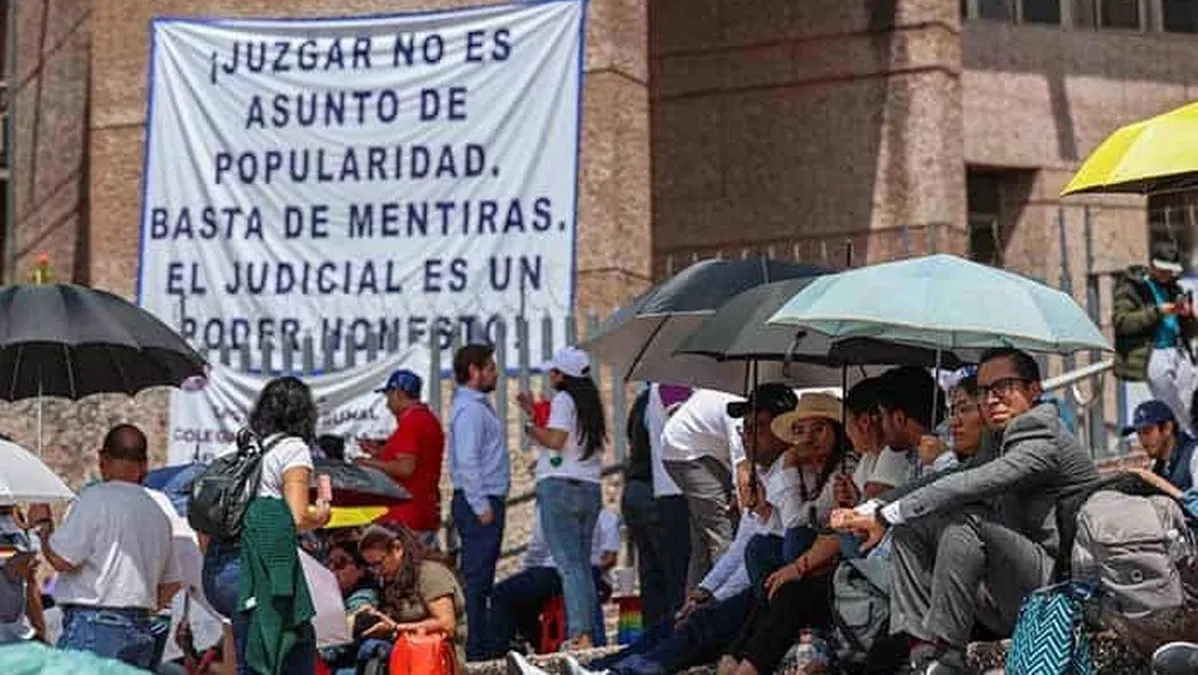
top-left (1163, 0), bottom-right (1198, 31)
top-left (967, 171), bottom-right (1006, 267)
top-left (1022, 0), bottom-right (1064, 23)
top-left (1074, 0), bottom-right (1143, 28)
top-left (1148, 192), bottom-right (1197, 268)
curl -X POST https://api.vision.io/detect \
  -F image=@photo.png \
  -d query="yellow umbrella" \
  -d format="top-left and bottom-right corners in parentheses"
top-left (1062, 101), bottom-right (1198, 196)
top-left (325, 506), bottom-right (388, 529)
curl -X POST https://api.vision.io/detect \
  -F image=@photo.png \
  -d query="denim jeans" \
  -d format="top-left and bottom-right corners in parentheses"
top-left (59, 606), bottom-right (158, 670)
top-left (203, 538), bottom-right (317, 675)
top-left (536, 478), bottom-right (601, 640)
top-left (451, 491), bottom-right (506, 661)
top-left (622, 480), bottom-right (691, 629)
top-left (594, 588), bottom-right (757, 675)
top-left (486, 566), bottom-right (562, 658)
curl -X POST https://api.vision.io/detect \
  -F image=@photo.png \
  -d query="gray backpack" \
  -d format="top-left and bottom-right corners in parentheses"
top-left (1071, 490), bottom-right (1196, 617)
top-left (832, 558), bottom-right (891, 666)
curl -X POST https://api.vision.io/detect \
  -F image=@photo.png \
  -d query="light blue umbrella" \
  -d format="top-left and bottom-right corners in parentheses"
top-left (767, 254), bottom-right (1111, 354)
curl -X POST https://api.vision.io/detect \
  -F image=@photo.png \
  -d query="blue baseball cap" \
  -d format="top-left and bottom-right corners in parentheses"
top-left (1122, 400), bottom-right (1176, 435)
top-left (377, 369), bottom-right (422, 398)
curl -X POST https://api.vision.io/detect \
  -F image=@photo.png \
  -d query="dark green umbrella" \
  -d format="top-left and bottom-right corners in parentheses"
top-left (674, 277), bottom-right (968, 368)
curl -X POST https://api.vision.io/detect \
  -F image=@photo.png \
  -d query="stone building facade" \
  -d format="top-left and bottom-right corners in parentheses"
top-left (5, 0), bottom-right (1198, 561)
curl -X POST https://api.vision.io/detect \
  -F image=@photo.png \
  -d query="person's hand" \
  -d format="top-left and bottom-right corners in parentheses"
top-left (357, 438), bottom-right (384, 456)
top-left (478, 508), bottom-right (495, 526)
top-left (830, 508), bottom-right (862, 531)
top-left (362, 613), bottom-right (398, 639)
top-left (516, 392), bottom-right (535, 416)
top-left (917, 434), bottom-right (947, 467)
top-left (1179, 300), bottom-right (1194, 318)
top-left (765, 558), bottom-right (806, 599)
top-left (833, 473), bottom-right (858, 507)
top-left (309, 501), bottom-right (332, 529)
top-left (26, 504), bottom-right (52, 536)
top-left (675, 588), bottom-right (712, 623)
top-left (1161, 302), bottom-right (1179, 316)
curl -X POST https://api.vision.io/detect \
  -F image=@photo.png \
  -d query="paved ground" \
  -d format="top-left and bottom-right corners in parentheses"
top-left (464, 633), bottom-right (1153, 674)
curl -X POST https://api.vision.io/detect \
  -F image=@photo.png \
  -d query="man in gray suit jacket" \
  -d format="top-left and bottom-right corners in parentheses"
top-left (833, 347), bottom-right (1099, 675)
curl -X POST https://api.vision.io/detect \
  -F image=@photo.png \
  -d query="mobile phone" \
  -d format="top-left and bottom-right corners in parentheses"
top-left (317, 474), bottom-right (333, 503)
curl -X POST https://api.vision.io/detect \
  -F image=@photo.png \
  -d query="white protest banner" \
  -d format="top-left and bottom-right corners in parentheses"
top-left (138, 1), bottom-right (584, 368)
top-left (168, 353), bottom-right (411, 464)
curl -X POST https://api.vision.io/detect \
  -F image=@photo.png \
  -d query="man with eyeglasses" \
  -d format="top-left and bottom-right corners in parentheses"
top-left (831, 348), bottom-right (1099, 675)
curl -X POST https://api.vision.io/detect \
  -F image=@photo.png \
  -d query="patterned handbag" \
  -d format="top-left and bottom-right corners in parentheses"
top-left (1006, 583), bottom-right (1095, 675)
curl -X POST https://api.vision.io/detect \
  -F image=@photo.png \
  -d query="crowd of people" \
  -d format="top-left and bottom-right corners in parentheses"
top-left (5, 244), bottom-right (1198, 674)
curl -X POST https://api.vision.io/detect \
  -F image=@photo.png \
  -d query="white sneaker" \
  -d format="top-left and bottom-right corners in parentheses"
top-left (564, 654), bottom-right (608, 675)
top-left (506, 651), bottom-right (553, 675)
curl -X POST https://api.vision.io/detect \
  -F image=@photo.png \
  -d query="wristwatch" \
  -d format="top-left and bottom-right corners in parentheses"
top-left (874, 504), bottom-right (892, 528)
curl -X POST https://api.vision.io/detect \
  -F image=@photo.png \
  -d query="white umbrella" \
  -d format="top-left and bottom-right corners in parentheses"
top-left (299, 548), bottom-right (352, 649)
top-left (0, 438), bottom-right (73, 504)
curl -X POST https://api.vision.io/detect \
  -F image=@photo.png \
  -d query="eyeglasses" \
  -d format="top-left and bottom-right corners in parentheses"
top-left (977, 377), bottom-right (1030, 399)
top-left (789, 422), bottom-right (830, 437)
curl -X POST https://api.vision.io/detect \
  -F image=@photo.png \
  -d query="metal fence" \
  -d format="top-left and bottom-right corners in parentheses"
top-left (190, 311), bottom-right (631, 468)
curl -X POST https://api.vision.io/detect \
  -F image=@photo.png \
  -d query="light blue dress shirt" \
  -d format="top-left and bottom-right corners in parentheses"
top-left (448, 387), bottom-right (510, 516)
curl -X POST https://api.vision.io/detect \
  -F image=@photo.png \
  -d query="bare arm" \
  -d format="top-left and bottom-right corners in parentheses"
top-left (528, 425), bottom-right (568, 451)
top-left (397, 595), bottom-right (456, 635)
top-left (358, 455), bottom-right (417, 481)
top-left (597, 551), bottom-right (618, 571)
top-left (282, 467), bottom-right (331, 532)
top-left (1128, 468), bottom-right (1184, 499)
top-left (33, 527), bottom-right (78, 574)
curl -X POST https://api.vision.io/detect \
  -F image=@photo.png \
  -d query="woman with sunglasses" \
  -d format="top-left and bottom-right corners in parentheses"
top-left (320, 542), bottom-right (381, 674)
top-left (357, 525), bottom-right (466, 673)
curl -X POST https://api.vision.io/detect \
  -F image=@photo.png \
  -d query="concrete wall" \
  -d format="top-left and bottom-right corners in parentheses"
top-left (649, 0), bottom-right (967, 276)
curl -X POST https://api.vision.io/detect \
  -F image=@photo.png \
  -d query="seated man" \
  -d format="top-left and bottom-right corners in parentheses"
top-left (835, 348), bottom-right (1100, 675)
top-left (488, 508), bottom-right (620, 657)
top-left (1125, 399), bottom-right (1197, 491)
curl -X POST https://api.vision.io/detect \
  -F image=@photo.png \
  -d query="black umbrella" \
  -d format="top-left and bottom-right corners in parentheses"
top-left (312, 458), bottom-right (410, 507)
top-left (582, 258), bottom-right (829, 390)
top-left (674, 278), bottom-right (969, 368)
top-left (0, 284), bottom-right (206, 400)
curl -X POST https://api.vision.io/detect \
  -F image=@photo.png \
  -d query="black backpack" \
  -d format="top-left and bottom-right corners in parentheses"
top-left (187, 429), bottom-right (286, 538)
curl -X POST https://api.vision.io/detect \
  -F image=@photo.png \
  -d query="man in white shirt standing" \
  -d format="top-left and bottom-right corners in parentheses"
top-left (31, 424), bottom-right (179, 670)
top-left (661, 388), bottom-right (744, 587)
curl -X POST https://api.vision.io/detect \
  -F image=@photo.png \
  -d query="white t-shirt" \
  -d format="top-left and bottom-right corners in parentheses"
top-left (50, 481), bottom-right (179, 610)
top-left (644, 385), bottom-right (682, 497)
top-left (536, 391), bottom-right (603, 483)
top-left (257, 435), bottom-right (315, 498)
top-left (524, 510), bottom-right (622, 571)
top-left (660, 389), bottom-right (744, 467)
top-left (767, 454), bottom-right (859, 530)
top-left (855, 446), bottom-right (913, 491)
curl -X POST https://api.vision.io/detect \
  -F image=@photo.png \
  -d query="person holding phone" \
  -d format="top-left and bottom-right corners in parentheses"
top-left (1113, 240), bottom-right (1198, 434)
top-left (356, 369), bottom-right (446, 550)
top-left (200, 376), bottom-right (332, 675)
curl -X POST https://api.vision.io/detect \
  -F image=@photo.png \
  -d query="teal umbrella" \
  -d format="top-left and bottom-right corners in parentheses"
top-left (767, 254), bottom-right (1111, 354)
top-left (0, 643), bottom-right (150, 673)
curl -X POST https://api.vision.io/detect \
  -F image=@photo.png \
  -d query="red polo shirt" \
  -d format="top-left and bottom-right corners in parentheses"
top-left (378, 403), bottom-right (445, 531)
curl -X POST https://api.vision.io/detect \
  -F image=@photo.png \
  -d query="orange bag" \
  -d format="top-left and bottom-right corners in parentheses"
top-left (389, 631), bottom-right (456, 675)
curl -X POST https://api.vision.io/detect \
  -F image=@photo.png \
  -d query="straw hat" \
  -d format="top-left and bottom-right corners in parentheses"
top-left (770, 392), bottom-right (843, 444)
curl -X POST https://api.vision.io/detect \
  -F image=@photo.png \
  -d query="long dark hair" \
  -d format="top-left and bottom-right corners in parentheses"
top-left (249, 376), bottom-right (317, 443)
top-left (360, 525), bottom-right (429, 606)
top-left (556, 374), bottom-right (607, 460)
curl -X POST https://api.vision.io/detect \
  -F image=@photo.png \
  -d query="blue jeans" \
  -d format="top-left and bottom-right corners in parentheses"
top-left (536, 478), bottom-right (601, 640)
top-left (622, 480), bottom-right (691, 630)
top-left (486, 566), bottom-right (562, 658)
top-left (593, 588), bottom-right (756, 675)
top-left (452, 491), bottom-right (506, 661)
top-left (59, 606), bottom-right (157, 670)
top-left (203, 539), bottom-right (316, 675)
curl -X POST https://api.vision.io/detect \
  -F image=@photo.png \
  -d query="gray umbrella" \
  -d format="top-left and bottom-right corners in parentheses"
top-left (582, 258), bottom-right (830, 391)
top-left (0, 284), bottom-right (206, 400)
top-left (675, 278), bottom-right (969, 368)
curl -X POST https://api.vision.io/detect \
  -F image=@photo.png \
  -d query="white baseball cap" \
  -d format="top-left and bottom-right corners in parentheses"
top-left (543, 346), bottom-right (591, 378)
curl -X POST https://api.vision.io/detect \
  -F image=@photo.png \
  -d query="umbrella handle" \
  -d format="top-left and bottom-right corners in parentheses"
top-left (783, 330), bottom-right (807, 378)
